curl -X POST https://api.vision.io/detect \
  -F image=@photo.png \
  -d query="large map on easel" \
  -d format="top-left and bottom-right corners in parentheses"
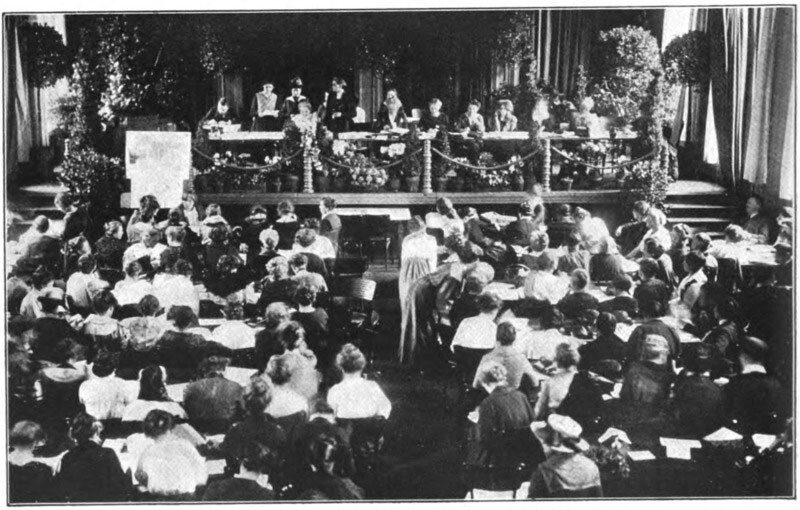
top-left (125, 131), bottom-right (191, 207)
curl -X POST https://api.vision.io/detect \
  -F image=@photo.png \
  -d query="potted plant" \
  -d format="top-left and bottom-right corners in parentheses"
top-left (561, 171), bottom-right (575, 191)
top-left (267, 172), bottom-right (283, 193)
top-left (387, 167), bottom-right (402, 192)
top-left (283, 171), bottom-right (301, 193)
top-left (403, 154), bottom-right (422, 192)
top-left (587, 168), bottom-right (604, 188)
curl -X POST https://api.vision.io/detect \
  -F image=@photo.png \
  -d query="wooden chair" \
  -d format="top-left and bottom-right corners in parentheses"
top-left (344, 278), bottom-right (380, 360)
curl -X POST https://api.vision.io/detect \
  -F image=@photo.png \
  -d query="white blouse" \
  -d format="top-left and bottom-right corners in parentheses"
top-left (328, 376), bottom-right (392, 419)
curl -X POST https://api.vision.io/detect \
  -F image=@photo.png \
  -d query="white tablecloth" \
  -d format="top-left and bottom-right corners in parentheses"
top-left (337, 207), bottom-right (411, 222)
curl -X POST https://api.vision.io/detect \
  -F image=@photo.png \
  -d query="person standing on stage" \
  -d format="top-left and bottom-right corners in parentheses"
top-left (281, 77), bottom-right (308, 122)
top-left (250, 80), bottom-right (280, 131)
top-left (321, 77), bottom-right (357, 133)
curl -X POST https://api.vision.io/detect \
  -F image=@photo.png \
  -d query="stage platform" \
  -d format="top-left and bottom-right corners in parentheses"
top-left (196, 180), bottom-right (728, 207)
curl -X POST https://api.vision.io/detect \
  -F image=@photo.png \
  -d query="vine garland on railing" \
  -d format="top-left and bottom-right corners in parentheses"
top-left (549, 146), bottom-right (659, 171)
top-left (430, 147), bottom-right (539, 171)
top-left (320, 149), bottom-right (423, 171)
top-left (192, 147), bottom-right (303, 171)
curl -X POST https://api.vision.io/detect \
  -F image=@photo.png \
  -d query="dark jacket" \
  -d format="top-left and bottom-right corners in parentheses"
top-left (155, 331), bottom-right (232, 383)
top-left (557, 250), bottom-right (591, 275)
top-left (723, 371), bottom-right (784, 434)
top-left (257, 279), bottom-right (299, 311)
top-left (54, 441), bottom-right (131, 502)
top-left (322, 93), bottom-right (357, 133)
top-left (63, 206), bottom-right (91, 242)
top-left (9, 461), bottom-right (53, 503)
top-left (557, 291), bottom-right (600, 319)
top-left (704, 320), bottom-right (743, 377)
top-left (671, 373), bottom-right (723, 436)
top-left (633, 279), bottom-right (671, 312)
top-left (202, 477), bottom-right (275, 501)
top-left (597, 295), bottom-right (639, 318)
top-left (374, 105), bottom-right (408, 131)
top-left (183, 375), bottom-right (245, 433)
top-left (222, 414), bottom-right (289, 478)
top-left (620, 361), bottom-right (673, 407)
top-left (625, 319), bottom-right (682, 364)
top-left (418, 111), bottom-right (450, 132)
top-left (579, 334), bottom-right (627, 371)
top-left (503, 218), bottom-right (537, 247)
top-left (32, 317), bottom-right (79, 363)
top-left (589, 253), bottom-right (627, 283)
top-left (94, 236), bottom-right (127, 270)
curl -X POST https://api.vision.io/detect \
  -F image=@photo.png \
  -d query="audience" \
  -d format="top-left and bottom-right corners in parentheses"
top-left (328, 344), bottom-right (392, 419)
top-left (579, 312), bottom-right (627, 372)
top-left (557, 269), bottom-right (599, 319)
top-left (633, 258), bottom-right (671, 313)
top-left (182, 356), bottom-right (244, 434)
top-left (557, 231), bottom-right (590, 274)
top-left (598, 275), bottom-right (638, 317)
top-left (8, 421), bottom-right (53, 503)
top-left (588, 237), bottom-right (627, 282)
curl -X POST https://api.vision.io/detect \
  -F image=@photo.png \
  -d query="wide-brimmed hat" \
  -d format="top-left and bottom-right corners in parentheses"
top-left (498, 99), bottom-right (514, 112)
top-left (290, 77), bottom-right (303, 89)
top-left (532, 414), bottom-right (590, 454)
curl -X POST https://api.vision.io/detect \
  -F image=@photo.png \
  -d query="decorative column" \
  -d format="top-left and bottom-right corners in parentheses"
top-left (303, 148), bottom-right (314, 193)
top-left (542, 138), bottom-right (551, 192)
top-left (422, 139), bottom-right (433, 195)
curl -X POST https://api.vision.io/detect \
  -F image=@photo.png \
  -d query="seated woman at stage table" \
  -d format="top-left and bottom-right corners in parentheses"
top-left (287, 98), bottom-right (319, 135)
top-left (374, 88), bottom-right (408, 131)
top-left (454, 99), bottom-right (486, 163)
top-left (490, 99), bottom-right (518, 132)
top-left (418, 97), bottom-right (450, 134)
top-left (201, 97), bottom-right (237, 124)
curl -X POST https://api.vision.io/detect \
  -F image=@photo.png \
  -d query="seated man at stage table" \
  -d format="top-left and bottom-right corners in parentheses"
top-left (738, 193), bottom-right (772, 243)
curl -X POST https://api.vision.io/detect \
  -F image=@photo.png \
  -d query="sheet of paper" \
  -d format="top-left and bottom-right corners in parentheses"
top-left (166, 382), bottom-right (188, 402)
top-left (752, 434), bottom-right (777, 451)
top-left (704, 427), bottom-right (743, 442)
top-left (467, 410), bottom-right (479, 424)
top-left (627, 450), bottom-right (656, 461)
top-left (660, 437), bottom-right (702, 460)
top-left (206, 458), bottom-right (227, 476)
top-left (615, 323), bottom-right (636, 343)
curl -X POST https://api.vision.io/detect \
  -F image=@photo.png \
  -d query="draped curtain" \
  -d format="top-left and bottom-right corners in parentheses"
top-left (707, 7), bottom-right (795, 203)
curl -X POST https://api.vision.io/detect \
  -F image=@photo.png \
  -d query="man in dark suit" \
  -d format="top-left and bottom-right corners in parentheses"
top-left (579, 312), bottom-right (626, 371)
top-left (557, 269), bottom-right (600, 319)
top-left (503, 201), bottom-right (542, 248)
top-left (633, 258), bottom-right (671, 313)
top-left (598, 275), bottom-right (639, 317)
top-left (318, 197), bottom-right (342, 254)
top-left (739, 194), bottom-right (772, 242)
top-left (723, 336), bottom-right (784, 434)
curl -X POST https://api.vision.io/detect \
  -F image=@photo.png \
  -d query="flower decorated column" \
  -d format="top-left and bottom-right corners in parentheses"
top-left (542, 138), bottom-right (551, 192)
top-left (422, 139), bottom-right (433, 195)
top-left (303, 148), bottom-right (314, 193)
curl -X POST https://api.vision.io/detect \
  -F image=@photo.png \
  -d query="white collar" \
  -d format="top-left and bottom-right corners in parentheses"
top-left (742, 364), bottom-right (767, 375)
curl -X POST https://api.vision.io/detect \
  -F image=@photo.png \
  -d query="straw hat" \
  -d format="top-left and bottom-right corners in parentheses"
top-left (532, 414), bottom-right (590, 454)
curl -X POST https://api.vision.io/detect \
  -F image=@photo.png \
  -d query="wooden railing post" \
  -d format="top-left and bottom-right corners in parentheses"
top-left (542, 138), bottom-right (551, 192)
top-left (660, 142), bottom-right (669, 176)
top-left (422, 139), bottom-right (433, 195)
top-left (303, 148), bottom-right (314, 193)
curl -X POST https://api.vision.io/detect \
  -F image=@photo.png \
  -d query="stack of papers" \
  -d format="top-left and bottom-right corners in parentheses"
top-left (703, 427), bottom-right (743, 442)
top-left (206, 459), bottom-right (227, 476)
top-left (660, 437), bottom-right (702, 460)
top-left (598, 428), bottom-right (631, 445)
top-left (752, 434), bottom-right (777, 452)
top-left (627, 450), bottom-right (656, 461)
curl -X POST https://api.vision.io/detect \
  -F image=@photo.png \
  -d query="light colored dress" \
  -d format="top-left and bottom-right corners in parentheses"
top-left (398, 231), bottom-right (438, 362)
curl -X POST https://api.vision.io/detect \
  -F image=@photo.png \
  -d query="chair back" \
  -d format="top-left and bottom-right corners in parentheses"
top-left (348, 278), bottom-right (377, 303)
top-left (363, 215), bottom-right (392, 239)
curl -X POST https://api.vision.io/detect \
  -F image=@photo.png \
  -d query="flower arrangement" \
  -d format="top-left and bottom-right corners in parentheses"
top-left (662, 31), bottom-right (711, 87)
top-left (467, 152), bottom-right (521, 191)
top-left (626, 158), bottom-right (671, 208)
top-left (21, 22), bottom-right (71, 88)
top-left (585, 443), bottom-right (631, 479)
top-left (59, 148), bottom-right (126, 219)
top-left (380, 143), bottom-right (406, 159)
top-left (348, 158), bottom-right (388, 191)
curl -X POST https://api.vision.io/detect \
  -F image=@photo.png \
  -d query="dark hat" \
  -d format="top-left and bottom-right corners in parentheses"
top-left (739, 336), bottom-right (769, 362)
top-left (775, 242), bottom-right (792, 255)
top-left (290, 77), bottom-right (303, 88)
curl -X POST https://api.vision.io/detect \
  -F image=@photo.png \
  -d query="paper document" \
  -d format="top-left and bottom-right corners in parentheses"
top-left (704, 427), bottom-right (743, 442)
top-left (751, 434), bottom-right (777, 452)
top-left (467, 410), bottom-right (480, 424)
top-left (206, 459), bottom-right (227, 476)
top-left (627, 450), bottom-right (656, 461)
top-left (660, 437), bottom-right (702, 460)
top-left (615, 323), bottom-right (636, 343)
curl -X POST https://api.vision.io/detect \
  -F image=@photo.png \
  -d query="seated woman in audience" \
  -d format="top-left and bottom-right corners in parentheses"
top-left (451, 291), bottom-right (501, 383)
top-left (598, 275), bottom-right (638, 317)
top-left (63, 235), bottom-right (93, 279)
top-left (257, 257), bottom-right (298, 311)
top-left (328, 344), bottom-right (392, 420)
top-left (470, 361), bottom-right (536, 490)
top-left (295, 429), bottom-right (365, 500)
top-left (54, 413), bottom-right (131, 502)
top-left (94, 220), bottom-right (126, 273)
top-left (534, 343), bottom-right (602, 429)
top-left (504, 200), bottom-right (544, 249)
top-left (158, 306), bottom-right (231, 374)
top-left (709, 224), bottom-right (747, 260)
top-left (211, 300), bottom-right (257, 353)
top-left (490, 99), bottom-right (518, 132)
top-left (557, 232), bottom-right (590, 275)
top-left (255, 302), bottom-right (292, 371)
top-left (588, 237), bottom-right (627, 283)
top-left (160, 224), bottom-right (199, 272)
top-left (448, 271), bottom-right (488, 332)
top-left (688, 282), bottom-right (725, 338)
top-left (574, 207), bottom-right (609, 254)
top-left (633, 258), bottom-right (671, 313)
top-left (127, 195), bottom-right (161, 244)
top-left (240, 205), bottom-right (270, 254)
top-left (620, 334), bottom-right (673, 408)
top-left (152, 259), bottom-right (199, 316)
top-left (645, 238), bottom-right (676, 291)
top-left (520, 231), bottom-right (550, 268)
top-left (455, 99), bottom-right (486, 163)
top-left (292, 286), bottom-right (330, 359)
top-left (31, 286), bottom-right (81, 363)
top-left (120, 294), bottom-right (168, 352)
top-left (182, 355), bottom-right (244, 434)
top-left (174, 192), bottom-right (204, 231)
top-left (248, 228), bottom-right (281, 281)
top-left (625, 300), bottom-right (682, 364)
top-left (673, 251), bottom-right (708, 315)
top-left (222, 378), bottom-right (288, 478)
top-left (472, 321), bottom-right (537, 392)
top-left (135, 410), bottom-right (207, 501)
top-left (272, 200), bottom-right (300, 251)
top-left (528, 414), bottom-right (602, 499)
top-left (578, 312), bottom-right (626, 372)
top-left (703, 297), bottom-right (745, 377)
top-left (200, 203), bottom-right (229, 242)
top-left (204, 441), bottom-right (277, 501)
top-left (690, 233), bottom-right (719, 282)
top-left (293, 227), bottom-right (336, 260)
top-left (8, 421), bottom-right (53, 503)
top-left (79, 352), bottom-right (137, 422)
top-left (205, 255), bottom-right (250, 303)
top-left (66, 254), bottom-right (100, 317)
top-left (522, 251), bottom-right (569, 305)
top-left (627, 207), bottom-right (671, 260)
top-left (122, 365), bottom-right (188, 425)
top-left (374, 87), bottom-right (408, 131)
top-left (265, 352), bottom-right (312, 419)
top-left (671, 344), bottom-right (722, 436)
top-left (290, 253), bottom-right (328, 292)
top-left (19, 267), bottom-right (54, 319)
top-left (557, 269), bottom-right (599, 320)
top-left (81, 290), bottom-right (126, 355)
top-left (426, 197), bottom-right (464, 239)
top-left (668, 223), bottom-right (692, 280)
top-left (739, 194), bottom-right (771, 243)
top-left (202, 226), bottom-right (239, 278)
top-left (113, 261), bottom-right (153, 308)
